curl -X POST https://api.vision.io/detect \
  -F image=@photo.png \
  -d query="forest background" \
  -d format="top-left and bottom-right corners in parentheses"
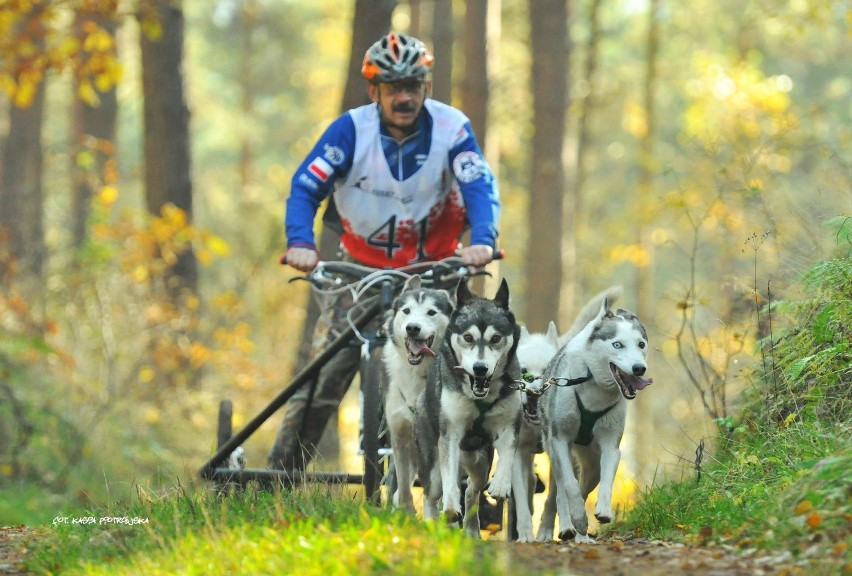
top-left (0, 0), bottom-right (849, 523)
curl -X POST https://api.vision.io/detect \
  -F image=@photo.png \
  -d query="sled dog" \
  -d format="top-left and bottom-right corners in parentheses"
top-left (512, 321), bottom-right (560, 539)
top-left (537, 286), bottom-right (653, 542)
top-left (415, 278), bottom-right (534, 540)
top-left (383, 275), bottom-right (454, 513)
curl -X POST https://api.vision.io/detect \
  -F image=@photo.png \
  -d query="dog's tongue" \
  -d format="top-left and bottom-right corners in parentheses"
top-left (409, 340), bottom-right (435, 358)
top-left (628, 375), bottom-right (653, 391)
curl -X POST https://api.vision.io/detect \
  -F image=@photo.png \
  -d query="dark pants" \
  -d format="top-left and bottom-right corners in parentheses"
top-left (267, 282), bottom-right (379, 471)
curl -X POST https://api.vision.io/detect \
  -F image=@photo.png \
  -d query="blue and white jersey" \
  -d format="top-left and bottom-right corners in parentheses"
top-left (285, 99), bottom-right (500, 267)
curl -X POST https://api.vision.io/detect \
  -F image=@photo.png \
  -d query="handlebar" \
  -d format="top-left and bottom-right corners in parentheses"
top-left (284, 250), bottom-right (505, 299)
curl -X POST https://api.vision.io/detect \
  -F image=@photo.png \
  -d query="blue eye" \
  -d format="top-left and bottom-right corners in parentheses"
top-left (612, 342), bottom-right (623, 349)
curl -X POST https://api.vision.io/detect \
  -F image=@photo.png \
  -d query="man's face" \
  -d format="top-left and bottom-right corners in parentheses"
top-left (369, 78), bottom-right (430, 136)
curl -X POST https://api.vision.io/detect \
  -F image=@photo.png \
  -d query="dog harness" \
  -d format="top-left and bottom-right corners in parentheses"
top-left (573, 389), bottom-right (617, 446)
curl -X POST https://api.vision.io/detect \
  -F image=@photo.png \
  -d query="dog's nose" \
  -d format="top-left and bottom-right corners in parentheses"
top-left (473, 363), bottom-right (489, 378)
top-left (632, 364), bottom-right (646, 376)
top-left (406, 324), bottom-right (421, 336)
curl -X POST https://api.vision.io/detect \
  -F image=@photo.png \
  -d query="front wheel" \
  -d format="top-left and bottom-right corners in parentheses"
top-left (360, 345), bottom-right (387, 505)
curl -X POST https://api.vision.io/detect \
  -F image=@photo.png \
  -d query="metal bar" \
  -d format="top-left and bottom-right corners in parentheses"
top-left (198, 296), bottom-right (382, 480)
top-left (210, 468), bottom-right (364, 486)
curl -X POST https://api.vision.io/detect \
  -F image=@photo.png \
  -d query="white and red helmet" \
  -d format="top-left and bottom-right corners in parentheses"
top-left (361, 32), bottom-right (434, 84)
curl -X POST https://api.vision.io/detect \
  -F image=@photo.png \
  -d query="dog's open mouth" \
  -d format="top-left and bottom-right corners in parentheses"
top-left (522, 396), bottom-right (540, 425)
top-left (405, 336), bottom-right (436, 365)
top-left (610, 363), bottom-right (653, 400)
top-left (453, 366), bottom-right (491, 398)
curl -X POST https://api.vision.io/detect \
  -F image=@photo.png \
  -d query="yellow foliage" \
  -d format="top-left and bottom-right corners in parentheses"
top-left (138, 366), bottom-right (156, 384)
top-left (682, 53), bottom-right (798, 154)
top-left (99, 186), bottom-right (118, 205)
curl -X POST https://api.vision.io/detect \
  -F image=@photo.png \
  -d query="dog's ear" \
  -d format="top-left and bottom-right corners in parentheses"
top-left (546, 321), bottom-right (559, 346)
top-left (615, 308), bottom-right (636, 320)
top-left (493, 278), bottom-right (510, 310)
top-left (455, 278), bottom-right (474, 306)
top-left (601, 297), bottom-right (615, 319)
top-left (403, 274), bottom-right (422, 292)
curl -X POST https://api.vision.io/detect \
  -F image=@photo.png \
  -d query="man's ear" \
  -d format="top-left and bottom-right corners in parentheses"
top-left (367, 82), bottom-right (379, 103)
top-left (424, 80), bottom-right (432, 98)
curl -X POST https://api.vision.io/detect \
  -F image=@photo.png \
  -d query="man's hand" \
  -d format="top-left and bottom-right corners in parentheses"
top-left (459, 245), bottom-right (494, 269)
top-left (284, 246), bottom-right (319, 272)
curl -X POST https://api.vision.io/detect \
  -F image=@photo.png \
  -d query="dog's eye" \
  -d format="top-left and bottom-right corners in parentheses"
top-left (639, 341), bottom-right (646, 349)
top-left (463, 334), bottom-right (474, 343)
top-left (427, 309), bottom-right (437, 316)
top-left (612, 341), bottom-right (623, 349)
top-left (490, 334), bottom-right (502, 344)
top-left (402, 307), bottom-right (411, 315)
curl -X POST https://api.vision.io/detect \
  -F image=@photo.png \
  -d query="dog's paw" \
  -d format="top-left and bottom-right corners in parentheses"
top-left (536, 527), bottom-right (554, 542)
top-left (515, 529), bottom-right (535, 543)
top-left (574, 532), bottom-right (596, 544)
top-left (442, 507), bottom-right (460, 524)
top-left (594, 512), bottom-right (612, 524)
top-left (557, 528), bottom-right (576, 542)
top-left (485, 475), bottom-right (512, 500)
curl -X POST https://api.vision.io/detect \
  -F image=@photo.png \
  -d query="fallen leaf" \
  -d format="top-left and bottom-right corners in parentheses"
top-left (583, 548), bottom-right (601, 559)
top-left (794, 500), bottom-right (813, 515)
top-left (805, 511), bottom-right (822, 530)
top-left (485, 523), bottom-right (501, 535)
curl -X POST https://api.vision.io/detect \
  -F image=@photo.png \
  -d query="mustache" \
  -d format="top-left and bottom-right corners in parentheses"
top-left (392, 104), bottom-right (416, 113)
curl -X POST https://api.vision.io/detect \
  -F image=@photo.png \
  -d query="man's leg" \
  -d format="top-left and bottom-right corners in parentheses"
top-left (267, 343), bottom-right (360, 470)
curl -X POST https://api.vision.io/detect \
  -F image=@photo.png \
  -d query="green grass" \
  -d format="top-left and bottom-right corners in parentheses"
top-left (27, 483), bottom-right (515, 575)
top-left (614, 254), bottom-right (852, 572)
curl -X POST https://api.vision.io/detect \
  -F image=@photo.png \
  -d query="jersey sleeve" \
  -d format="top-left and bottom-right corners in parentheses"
top-left (449, 123), bottom-right (501, 248)
top-left (285, 114), bottom-right (356, 249)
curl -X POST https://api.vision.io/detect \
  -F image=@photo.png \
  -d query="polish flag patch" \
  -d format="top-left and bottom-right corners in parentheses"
top-left (307, 157), bottom-right (333, 182)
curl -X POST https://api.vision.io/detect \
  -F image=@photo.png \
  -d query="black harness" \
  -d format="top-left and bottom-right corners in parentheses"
top-left (573, 388), bottom-right (617, 446)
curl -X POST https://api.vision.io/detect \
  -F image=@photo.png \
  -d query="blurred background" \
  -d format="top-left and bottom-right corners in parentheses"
top-left (0, 0), bottom-right (849, 523)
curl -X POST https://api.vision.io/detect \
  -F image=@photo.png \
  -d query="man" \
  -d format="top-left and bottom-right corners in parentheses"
top-left (268, 31), bottom-right (501, 471)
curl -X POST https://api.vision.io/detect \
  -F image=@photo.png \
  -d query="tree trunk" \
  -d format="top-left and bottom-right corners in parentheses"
top-left (430, 0), bottom-right (454, 104)
top-left (71, 6), bottom-right (119, 251)
top-left (462, 0), bottom-right (489, 144)
top-left (139, 0), bottom-right (196, 295)
top-left (630, 0), bottom-right (660, 484)
top-left (0, 9), bottom-right (46, 285)
top-left (526, 0), bottom-right (568, 332)
top-left (561, 0), bottom-right (602, 318)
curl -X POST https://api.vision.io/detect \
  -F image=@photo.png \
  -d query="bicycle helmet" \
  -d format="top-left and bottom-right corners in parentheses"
top-left (361, 32), bottom-right (434, 84)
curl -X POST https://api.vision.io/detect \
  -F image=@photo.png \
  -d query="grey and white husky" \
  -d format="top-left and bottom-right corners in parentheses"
top-left (512, 322), bottom-right (559, 538)
top-left (383, 275), bottom-right (454, 513)
top-left (537, 286), bottom-right (653, 543)
top-left (415, 278), bottom-right (534, 540)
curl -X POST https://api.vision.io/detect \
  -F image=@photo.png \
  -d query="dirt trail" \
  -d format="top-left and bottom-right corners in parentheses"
top-left (0, 526), bottom-right (32, 576)
top-left (498, 536), bottom-right (811, 575)
top-left (0, 525), bottom-right (829, 575)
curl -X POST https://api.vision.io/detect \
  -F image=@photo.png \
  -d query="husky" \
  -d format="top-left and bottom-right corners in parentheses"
top-left (383, 275), bottom-right (454, 513)
top-left (511, 322), bottom-right (559, 538)
top-left (415, 278), bottom-right (534, 541)
top-left (536, 286), bottom-right (653, 543)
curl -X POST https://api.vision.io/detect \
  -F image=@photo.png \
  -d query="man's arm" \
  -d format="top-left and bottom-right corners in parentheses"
top-left (284, 114), bottom-right (356, 270)
top-left (449, 122), bottom-right (501, 262)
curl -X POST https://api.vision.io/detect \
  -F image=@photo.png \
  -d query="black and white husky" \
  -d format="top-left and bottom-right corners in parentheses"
top-left (383, 275), bottom-right (454, 513)
top-left (415, 279), bottom-right (534, 540)
top-left (537, 286), bottom-right (653, 543)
